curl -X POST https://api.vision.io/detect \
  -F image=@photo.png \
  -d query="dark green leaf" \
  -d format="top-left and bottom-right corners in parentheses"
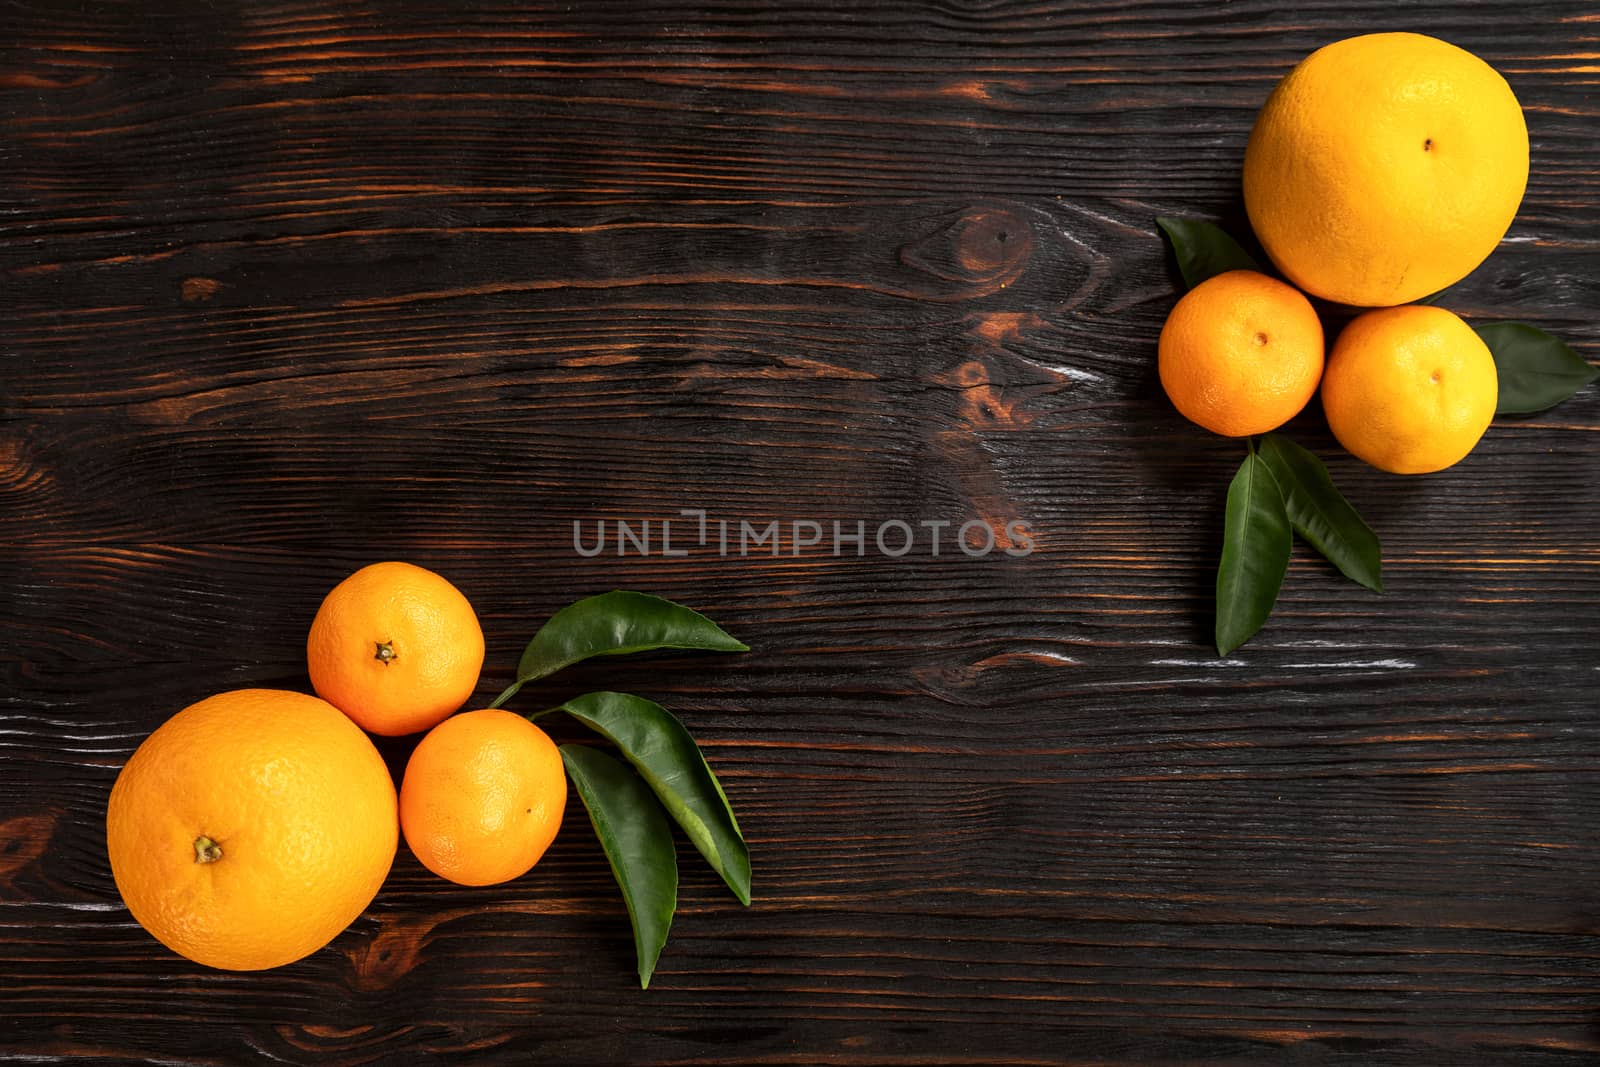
top-left (1156, 217), bottom-right (1262, 289)
top-left (559, 691), bottom-right (750, 905)
top-left (491, 591), bottom-right (747, 708)
top-left (1257, 434), bottom-right (1383, 593)
top-left (1476, 322), bottom-right (1598, 415)
top-left (1216, 451), bottom-right (1291, 657)
top-left (560, 744), bottom-right (678, 989)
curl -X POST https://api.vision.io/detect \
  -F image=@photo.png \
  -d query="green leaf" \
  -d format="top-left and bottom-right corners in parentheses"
top-left (491, 591), bottom-right (748, 708)
top-left (1476, 322), bottom-right (1598, 415)
top-left (1156, 217), bottom-right (1263, 289)
top-left (560, 744), bottom-right (678, 989)
top-left (558, 691), bottom-right (751, 906)
top-left (1257, 434), bottom-right (1383, 593)
top-left (1216, 450), bottom-right (1291, 657)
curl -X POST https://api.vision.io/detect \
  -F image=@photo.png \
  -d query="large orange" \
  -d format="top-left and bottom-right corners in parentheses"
top-left (1321, 305), bottom-right (1498, 474)
top-left (1244, 33), bottom-right (1528, 307)
top-left (400, 709), bottom-right (566, 887)
top-left (105, 689), bottom-right (398, 971)
top-left (1158, 269), bottom-right (1325, 437)
top-left (307, 561), bottom-right (485, 736)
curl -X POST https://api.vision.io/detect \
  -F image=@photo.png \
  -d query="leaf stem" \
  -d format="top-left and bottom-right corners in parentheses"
top-left (487, 681), bottom-right (521, 710)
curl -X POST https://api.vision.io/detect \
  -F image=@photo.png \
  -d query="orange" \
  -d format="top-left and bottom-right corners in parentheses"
top-left (307, 561), bottom-right (485, 736)
top-left (1244, 33), bottom-right (1528, 307)
top-left (1321, 304), bottom-right (1498, 474)
top-left (400, 709), bottom-right (566, 887)
top-left (105, 689), bottom-right (398, 971)
top-left (1158, 269), bottom-right (1325, 437)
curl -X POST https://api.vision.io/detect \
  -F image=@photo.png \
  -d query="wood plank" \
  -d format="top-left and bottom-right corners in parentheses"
top-left (3, 0), bottom-right (1598, 1063)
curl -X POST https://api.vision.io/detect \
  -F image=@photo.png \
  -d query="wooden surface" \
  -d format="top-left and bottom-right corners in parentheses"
top-left (4, 2), bottom-right (1598, 1063)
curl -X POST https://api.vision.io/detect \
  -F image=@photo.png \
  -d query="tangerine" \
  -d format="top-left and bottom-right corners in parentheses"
top-left (1158, 270), bottom-right (1325, 437)
top-left (400, 709), bottom-right (567, 887)
top-left (1321, 304), bottom-right (1498, 474)
top-left (307, 561), bottom-right (485, 736)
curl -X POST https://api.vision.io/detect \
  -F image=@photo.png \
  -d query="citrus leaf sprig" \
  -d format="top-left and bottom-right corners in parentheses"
top-left (1476, 322), bottom-right (1599, 415)
top-left (1257, 435), bottom-right (1382, 594)
top-left (1156, 217), bottom-right (1261, 286)
top-left (1214, 434), bottom-right (1379, 654)
top-left (493, 591), bottom-right (749, 988)
top-left (550, 691), bottom-right (750, 905)
top-left (491, 590), bottom-right (748, 708)
top-left (1158, 217), bottom-right (1595, 654)
top-left (560, 745), bottom-right (679, 989)
top-left (1215, 446), bottom-right (1291, 656)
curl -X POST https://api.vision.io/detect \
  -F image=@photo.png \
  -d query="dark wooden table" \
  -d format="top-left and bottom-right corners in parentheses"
top-left (4, 2), bottom-right (1597, 1063)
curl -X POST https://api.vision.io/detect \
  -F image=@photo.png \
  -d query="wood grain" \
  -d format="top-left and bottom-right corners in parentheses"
top-left (3, 1), bottom-right (1599, 1064)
